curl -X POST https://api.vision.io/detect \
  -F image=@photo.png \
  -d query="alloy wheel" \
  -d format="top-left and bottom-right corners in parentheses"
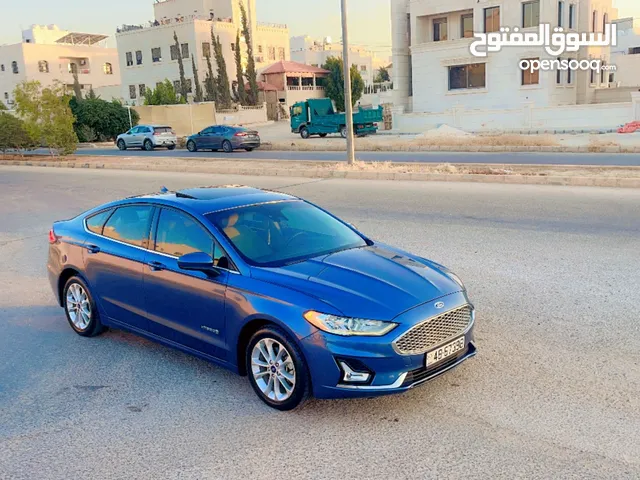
top-left (66, 283), bottom-right (92, 331)
top-left (251, 338), bottom-right (296, 402)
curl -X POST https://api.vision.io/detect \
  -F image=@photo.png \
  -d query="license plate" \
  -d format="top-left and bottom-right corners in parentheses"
top-left (426, 337), bottom-right (465, 367)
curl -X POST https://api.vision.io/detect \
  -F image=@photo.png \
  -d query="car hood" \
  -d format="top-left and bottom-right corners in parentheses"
top-left (251, 245), bottom-right (461, 321)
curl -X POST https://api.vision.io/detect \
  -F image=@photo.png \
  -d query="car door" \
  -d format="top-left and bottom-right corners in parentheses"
top-left (198, 127), bottom-right (215, 149)
top-left (143, 207), bottom-right (231, 359)
top-left (134, 126), bottom-right (150, 147)
top-left (82, 204), bottom-right (154, 332)
top-left (210, 126), bottom-right (225, 149)
top-left (123, 126), bottom-right (140, 147)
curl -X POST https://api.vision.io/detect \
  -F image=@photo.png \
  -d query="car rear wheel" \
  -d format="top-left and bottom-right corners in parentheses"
top-left (340, 126), bottom-right (347, 138)
top-left (300, 127), bottom-right (310, 139)
top-left (247, 326), bottom-right (310, 411)
top-left (143, 139), bottom-right (154, 151)
top-left (319, 133), bottom-right (327, 138)
top-left (117, 139), bottom-right (126, 150)
top-left (167, 145), bottom-right (176, 150)
top-left (222, 140), bottom-right (233, 153)
top-left (187, 140), bottom-right (197, 152)
top-left (245, 148), bottom-right (254, 152)
top-left (63, 277), bottom-right (105, 337)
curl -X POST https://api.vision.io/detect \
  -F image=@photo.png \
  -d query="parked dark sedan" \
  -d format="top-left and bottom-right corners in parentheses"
top-left (186, 126), bottom-right (260, 153)
top-left (47, 186), bottom-right (476, 410)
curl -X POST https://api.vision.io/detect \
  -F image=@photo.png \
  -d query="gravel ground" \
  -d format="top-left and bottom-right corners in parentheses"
top-left (0, 166), bottom-right (639, 479)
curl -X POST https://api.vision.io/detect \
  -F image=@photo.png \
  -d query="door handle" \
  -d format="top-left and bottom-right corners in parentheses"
top-left (147, 261), bottom-right (166, 271)
top-left (85, 244), bottom-right (100, 254)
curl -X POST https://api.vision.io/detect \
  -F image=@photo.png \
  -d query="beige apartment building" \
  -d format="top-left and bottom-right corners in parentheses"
top-left (0, 25), bottom-right (121, 108)
top-left (116, 0), bottom-right (289, 105)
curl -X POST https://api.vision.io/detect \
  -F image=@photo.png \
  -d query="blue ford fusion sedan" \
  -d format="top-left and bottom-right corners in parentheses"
top-left (48, 186), bottom-right (476, 410)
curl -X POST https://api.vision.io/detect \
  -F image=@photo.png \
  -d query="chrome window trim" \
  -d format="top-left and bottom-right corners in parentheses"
top-left (82, 206), bottom-right (240, 276)
top-left (391, 304), bottom-right (475, 356)
top-left (204, 199), bottom-right (298, 215)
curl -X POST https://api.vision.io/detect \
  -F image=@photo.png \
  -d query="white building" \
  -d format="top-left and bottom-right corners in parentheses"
top-left (391, 0), bottom-right (618, 113)
top-left (290, 35), bottom-right (387, 86)
top-left (116, 0), bottom-right (289, 105)
top-left (0, 24), bottom-right (121, 108)
top-left (611, 17), bottom-right (640, 87)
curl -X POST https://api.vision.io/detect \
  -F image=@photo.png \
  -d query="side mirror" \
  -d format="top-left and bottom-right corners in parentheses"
top-left (178, 252), bottom-right (215, 272)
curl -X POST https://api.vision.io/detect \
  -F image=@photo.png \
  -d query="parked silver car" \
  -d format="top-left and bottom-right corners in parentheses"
top-left (116, 125), bottom-right (177, 151)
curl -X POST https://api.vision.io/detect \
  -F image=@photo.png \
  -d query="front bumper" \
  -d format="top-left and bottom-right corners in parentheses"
top-left (300, 300), bottom-right (476, 399)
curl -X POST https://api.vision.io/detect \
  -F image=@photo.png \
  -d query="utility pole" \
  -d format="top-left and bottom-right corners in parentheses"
top-left (126, 105), bottom-right (133, 129)
top-left (340, 0), bottom-right (355, 165)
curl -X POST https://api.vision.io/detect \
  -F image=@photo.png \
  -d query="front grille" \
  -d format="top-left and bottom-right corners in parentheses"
top-left (394, 305), bottom-right (472, 355)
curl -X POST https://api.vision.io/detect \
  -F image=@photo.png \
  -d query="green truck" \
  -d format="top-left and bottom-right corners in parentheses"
top-left (290, 98), bottom-right (384, 139)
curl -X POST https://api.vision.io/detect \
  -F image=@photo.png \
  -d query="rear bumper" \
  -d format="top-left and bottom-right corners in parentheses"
top-left (153, 137), bottom-right (177, 146)
top-left (234, 140), bottom-right (261, 149)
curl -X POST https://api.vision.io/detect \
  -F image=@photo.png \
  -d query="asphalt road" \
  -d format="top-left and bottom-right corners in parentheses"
top-left (1, 166), bottom-right (639, 479)
top-left (31, 146), bottom-right (640, 166)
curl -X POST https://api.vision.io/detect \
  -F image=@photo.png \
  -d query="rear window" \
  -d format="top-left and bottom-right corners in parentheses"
top-left (86, 209), bottom-right (114, 235)
top-left (153, 127), bottom-right (172, 134)
top-left (103, 205), bottom-right (153, 248)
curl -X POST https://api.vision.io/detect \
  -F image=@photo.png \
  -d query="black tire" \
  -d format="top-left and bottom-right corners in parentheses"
top-left (222, 140), bottom-right (233, 153)
top-left (167, 144), bottom-right (176, 150)
top-left (340, 126), bottom-right (347, 138)
top-left (246, 326), bottom-right (311, 411)
top-left (117, 139), bottom-right (127, 151)
top-left (187, 140), bottom-right (197, 152)
top-left (245, 148), bottom-right (254, 152)
top-left (63, 276), bottom-right (105, 338)
top-left (143, 139), bottom-right (154, 151)
top-left (319, 133), bottom-right (327, 138)
top-left (300, 127), bottom-right (310, 139)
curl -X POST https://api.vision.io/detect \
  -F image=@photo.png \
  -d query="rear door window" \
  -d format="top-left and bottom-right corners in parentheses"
top-left (86, 209), bottom-right (114, 235)
top-left (103, 205), bottom-right (154, 248)
top-left (154, 127), bottom-right (172, 134)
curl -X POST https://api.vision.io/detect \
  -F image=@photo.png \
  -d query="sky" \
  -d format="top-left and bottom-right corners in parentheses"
top-left (1, 0), bottom-right (638, 58)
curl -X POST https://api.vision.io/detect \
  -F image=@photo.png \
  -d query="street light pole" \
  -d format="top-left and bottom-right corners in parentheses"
top-left (340, 0), bottom-right (355, 165)
top-left (126, 105), bottom-right (133, 129)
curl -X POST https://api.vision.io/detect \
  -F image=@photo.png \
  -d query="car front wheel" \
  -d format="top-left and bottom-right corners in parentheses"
top-left (117, 139), bottom-right (126, 150)
top-left (247, 326), bottom-right (310, 411)
top-left (187, 140), bottom-right (197, 152)
top-left (63, 277), bottom-right (105, 337)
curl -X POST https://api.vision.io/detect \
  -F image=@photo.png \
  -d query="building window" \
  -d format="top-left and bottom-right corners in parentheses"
top-left (522, 59), bottom-right (539, 85)
top-left (268, 46), bottom-right (276, 61)
top-left (181, 43), bottom-right (189, 58)
top-left (202, 42), bottom-right (210, 58)
top-left (600, 63), bottom-right (606, 84)
top-left (558, 2), bottom-right (564, 27)
top-left (11, 61), bottom-right (18, 74)
top-left (152, 47), bottom-right (162, 62)
top-left (278, 47), bottom-right (285, 60)
top-left (569, 4), bottom-right (575, 29)
top-left (592, 11), bottom-right (598, 32)
top-left (173, 80), bottom-right (181, 91)
top-left (602, 13), bottom-right (608, 34)
top-left (484, 7), bottom-right (500, 33)
top-left (126, 52), bottom-right (133, 66)
top-left (170, 45), bottom-right (179, 61)
top-left (186, 78), bottom-right (193, 93)
top-left (461, 13), bottom-right (474, 38)
top-left (0, 64), bottom-right (4, 72)
top-left (135, 50), bottom-right (143, 65)
top-left (4, 92), bottom-right (8, 99)
top-left (448, 63), bottom-right (486, 90)
top-left (139, 84), bottom-right (146, 96)
top-left (129, 85), bottom-right (136, 99)
top-left (103, 62), bottom-right (113, 74)
top-left (523, 1), bottom-right (540, 28)
top-left (433, 18), bottom-right (448, 41)
top-left (258, 45), bottom-right (263, 54)
top-left (38, 60), bottom-right (49, 73)
top-left (231, 43), bottom-right (236, 52)
top-left (360, 65), bottom-right (367, 72)
top-left (557, 62), bottom-right (562, 84)
top-left (590, 67), bottom-right (596, 84)
top-left (567, 67), bottom-right (573, 84)
top-left (609, 73), bottom-right (615, 83)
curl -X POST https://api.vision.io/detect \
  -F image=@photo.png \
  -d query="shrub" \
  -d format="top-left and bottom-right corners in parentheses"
top-left (0, 112), bottom-right (37, 156)
top-left (70, 97), bottom-right (140, 141)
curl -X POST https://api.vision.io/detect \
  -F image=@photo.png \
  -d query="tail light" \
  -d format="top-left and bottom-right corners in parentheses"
top-left (153, 131), bottom-right (160, 136)
top-left (48, 228), bottom-right (58, 244)
top-left (171, 130), bottom-right (176, 135)
top-left (234, 132), bottom-right (247, 137)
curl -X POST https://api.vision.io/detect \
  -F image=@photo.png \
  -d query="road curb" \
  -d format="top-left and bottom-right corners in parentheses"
top-left (3, 160), bottom-right (639, 188)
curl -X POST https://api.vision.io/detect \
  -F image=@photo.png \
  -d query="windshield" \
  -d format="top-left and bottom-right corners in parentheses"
top-left (207, 201), bottom-right (367, 267)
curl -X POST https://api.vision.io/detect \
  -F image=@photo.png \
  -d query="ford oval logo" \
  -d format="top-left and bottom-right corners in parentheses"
top-left (434, 301), bottom-right (445, 309)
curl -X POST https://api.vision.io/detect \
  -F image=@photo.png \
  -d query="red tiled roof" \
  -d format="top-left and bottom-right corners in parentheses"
top-left (261, 60), bottom-right (329, 75)
top-left (245, 81), bottom-right (278, 92)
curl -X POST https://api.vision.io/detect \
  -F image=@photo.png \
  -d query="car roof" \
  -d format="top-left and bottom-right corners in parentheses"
top-left (130, 185), bottom-right (298, 215)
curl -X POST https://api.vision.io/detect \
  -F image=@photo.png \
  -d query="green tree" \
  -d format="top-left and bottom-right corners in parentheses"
top-left (322, 57), bottom-right (365, 112)
top-left (144, 79), bottom-right (185, 105)
top-left (203, 49), bottom-right (217, 102)
top-left (72, 66), bottom-right (83, 100)
top-left (374, 66), bottom-right (390, 83)
top-left (234, 30), bottom-right (247, 105)
top-left (212, 29), bottom-right (232, 109)
top-left (14, 80), bottom-right (78, 156)
top-left (70, 97), bottom-right (140, 141)
top-left (240, 1), bottom-right (259, 106)
top-left (191, 55), bottom-right (204, 103)
top-left (86, 87), bottom-right (99, 100)
top-left (173, 31), bottom-right (189, 101)
top-left (0, 102), bottom-right (7, 110)
top-left (0, 112), bottom-right (37, 157)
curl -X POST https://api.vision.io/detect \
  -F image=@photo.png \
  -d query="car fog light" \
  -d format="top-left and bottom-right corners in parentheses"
top-left (339, 361), bottom-right (371, 383)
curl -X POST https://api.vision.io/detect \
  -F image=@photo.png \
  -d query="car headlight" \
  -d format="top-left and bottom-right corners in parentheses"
top-left (303, 311), bottom-right (398, 337)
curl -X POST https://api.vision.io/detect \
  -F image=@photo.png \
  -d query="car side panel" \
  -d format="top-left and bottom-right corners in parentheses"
top-left (47, 219), bottom-right (89, 306)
